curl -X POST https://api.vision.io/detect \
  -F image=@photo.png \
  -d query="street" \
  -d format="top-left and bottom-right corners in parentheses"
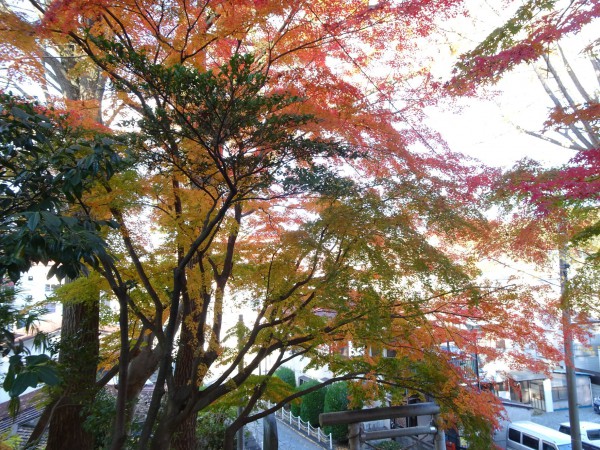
top-left (247, 416), bottom-right (327, 450)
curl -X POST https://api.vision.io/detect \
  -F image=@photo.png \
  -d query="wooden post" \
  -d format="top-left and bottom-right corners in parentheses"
top-left (320, 403), bottom-right (443, 450)
top-left (433, 413), bottom-right (446, 450)
top-left (263, 413), bottom-right (278, 450)
top-left (348, 422), bottom-right (362, 450)
top-left (320, 403), bottom-right (440, 426)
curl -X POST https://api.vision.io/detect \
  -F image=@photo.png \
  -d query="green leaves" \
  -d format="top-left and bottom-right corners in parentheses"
top-left (0, 93), bottom-right (123, 282)
top-left (3, 354), bottom-right (59, 416)
top-left (26, 212), bottom-right (41, 231)
top-left (88, 44), bottom-right (355, 200)
top-left (0, 286), bottom-right (57, 417)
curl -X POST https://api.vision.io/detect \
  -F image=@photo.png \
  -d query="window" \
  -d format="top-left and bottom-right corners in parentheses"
top-left (369, 347), bottom-right (382, 357)
top-left (574, 344), bottom-right (596, 357)
top-left (508, 428), bottom-right (521, 443)
top-left (587, 429), bottom-right (600, 440)
top-left (552, 386), bottom-right (569, 401)
top-left (522, 434), bottom-right (539, 449)
top-left (26, 294), bottom-right (33, 300)
top-left (542, 443), bottom-right (557, 450)
top-left (45, 303), bottom-right (56, 313)
top-left (28, 276), bottom-right (33, 281)
top-left (583, 442), bottom-right (600, 450)
top-left (559, 425), bottom-right (571, 435)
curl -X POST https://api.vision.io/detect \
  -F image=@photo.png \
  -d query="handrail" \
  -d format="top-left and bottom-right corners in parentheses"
top-left (270, 402), bottom-right (333, 449)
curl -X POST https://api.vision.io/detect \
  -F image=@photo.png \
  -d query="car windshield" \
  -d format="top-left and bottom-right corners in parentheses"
top-left (588, 430), bottom-right (600, 440)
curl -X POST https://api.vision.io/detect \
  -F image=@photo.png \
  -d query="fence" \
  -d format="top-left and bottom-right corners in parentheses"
top-left (272, 405), bottom-right (333, 449)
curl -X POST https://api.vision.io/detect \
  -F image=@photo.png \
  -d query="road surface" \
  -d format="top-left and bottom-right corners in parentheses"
top-left (247, 415), bottom-right (327, 450)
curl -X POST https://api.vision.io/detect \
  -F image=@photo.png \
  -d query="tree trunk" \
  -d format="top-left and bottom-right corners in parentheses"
top-left (24, 53), bottom-right (107, 445)
top-left (43, 49), bottom-right (106, 450)
top-left (172, 312), bottom-right (199, 450)
top-left (223, 428), bottom-right (236, 450)
top-left (173, 414), bottom-right (197, 450)
top-left (151, 409), bottom-right (183, 450)
top-left (46, 299), bottom-right (100, 450)
top-left (124, 340), bottom-right (162, 420)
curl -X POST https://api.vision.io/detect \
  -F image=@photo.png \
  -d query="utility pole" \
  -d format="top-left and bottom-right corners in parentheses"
top-left (560, 247), bottom-right (582, 450)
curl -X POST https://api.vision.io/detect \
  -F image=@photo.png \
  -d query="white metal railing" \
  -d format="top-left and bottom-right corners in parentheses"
top-left (270, 403), bottom-right (333, 449)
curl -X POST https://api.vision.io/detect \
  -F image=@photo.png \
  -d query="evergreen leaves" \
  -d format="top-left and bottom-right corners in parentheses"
top-left (0, 94), bottom-right (123, 281)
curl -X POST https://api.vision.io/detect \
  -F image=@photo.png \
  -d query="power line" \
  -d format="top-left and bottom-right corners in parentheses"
top-left (486, 256), bottom-right (561, 288)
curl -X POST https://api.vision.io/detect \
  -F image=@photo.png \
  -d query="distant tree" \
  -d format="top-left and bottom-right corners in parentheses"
top-left (288, 379), bottom-right (321, 419)
top-left (300, 380), bottom-right (327, 427)
top-left (448, 0), bottom-right (600, 310)
top-left (323, 382), bottom-right (349, 442)
top-left (290, 385), bottom-right (302, 418)
top-left (274, 367), bottom-right (296, 389)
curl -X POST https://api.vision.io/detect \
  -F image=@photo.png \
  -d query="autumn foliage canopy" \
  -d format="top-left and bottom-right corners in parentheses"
top-left (1, 0), bottom-right (595, 449)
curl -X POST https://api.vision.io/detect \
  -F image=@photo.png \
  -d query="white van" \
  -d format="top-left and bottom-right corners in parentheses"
top-left (558, 421), bottom-right (600, 450)
top-left (507, 421), bottom-right (573, 450)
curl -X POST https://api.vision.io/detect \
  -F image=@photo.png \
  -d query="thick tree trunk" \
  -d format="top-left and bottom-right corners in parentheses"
top-left (151, 406), bottom-right (184, 450)
top-left (223, 425), bottom-right (238, 450)
top-left (172, 316), bottom-right (198, 450)
top-left (46, 299), bottom-right (99, 450)
top-left (42, 51), bottom-right (107, 450)
top-left (24, 52), bottom-right (108, 447)
top-left (173, 414), bottom-right (197, 450)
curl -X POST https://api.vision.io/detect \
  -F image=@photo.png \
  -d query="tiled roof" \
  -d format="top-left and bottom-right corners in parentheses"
top-left (0, 390), bottom-right (46, 448)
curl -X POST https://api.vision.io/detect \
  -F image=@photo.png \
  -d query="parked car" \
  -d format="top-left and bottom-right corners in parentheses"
top-left (507, 421), bottom-right (573, 450)
top-left (558, 421), bottom-right (600, 450)
top-left (593, 397), bottom-right (600, 414)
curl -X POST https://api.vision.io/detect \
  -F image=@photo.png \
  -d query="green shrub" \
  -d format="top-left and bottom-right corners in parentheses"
top-left (323, 381), bottom-right (349, 442)
top-left (290, 387), bottom-right (302, 417)
top-left (82, 388), bottom-right (116, 449)
top-left (274, 367), bottom-right (296, 388)
top-left (299, 380), bottom-right (327, 427)
top-left (0, 431), bottom-right (21, 449)
top-left (196, 405), bottom-right (237, 450)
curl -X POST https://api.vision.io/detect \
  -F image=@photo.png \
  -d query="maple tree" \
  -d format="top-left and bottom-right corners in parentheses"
top-left (0, 1), bottom-right (576, 449)
top-left (448, 0), bottom-right (599, 206)
top-left (448, 8), bottom-right (599, 450)
top-left (448, 0), bottom-right (599, 299)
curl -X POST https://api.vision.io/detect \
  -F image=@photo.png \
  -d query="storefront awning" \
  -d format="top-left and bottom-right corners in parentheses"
top-left (507, 370), bottom-right (547, 382)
